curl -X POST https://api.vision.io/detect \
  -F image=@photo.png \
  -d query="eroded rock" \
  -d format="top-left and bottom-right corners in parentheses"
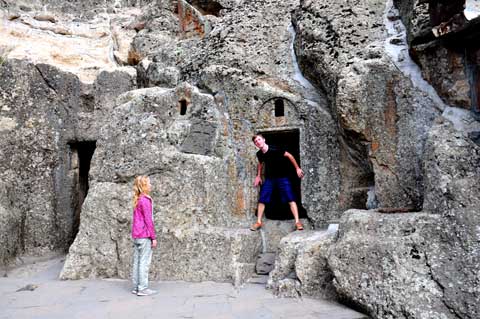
top-left (267, 230), bottom-right (338, 300)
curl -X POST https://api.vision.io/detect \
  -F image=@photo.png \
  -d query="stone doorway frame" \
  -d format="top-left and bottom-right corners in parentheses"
top-left (255, 128), bottom-right (307, 220)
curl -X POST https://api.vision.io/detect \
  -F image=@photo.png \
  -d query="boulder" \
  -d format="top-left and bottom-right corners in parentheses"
top-left (422, 110), bottom-right (480, 319)
top-left (267, 230), bottom-right (338, 300)
top-left (329, 210), bottom-right (450, 318)
top-left (328, 111), bottom-right (480, 319)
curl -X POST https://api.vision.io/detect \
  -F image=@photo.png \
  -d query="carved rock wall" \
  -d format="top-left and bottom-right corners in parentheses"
top-left (1, 1), bottom-right (479, 310)
top-left (293, 0), bottom-right (441, 211)
top-left (0, 59), bottom-right (70, 260)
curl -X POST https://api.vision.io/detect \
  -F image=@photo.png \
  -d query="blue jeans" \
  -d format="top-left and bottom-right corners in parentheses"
top-left (132, 238), bottom-right (153, 291)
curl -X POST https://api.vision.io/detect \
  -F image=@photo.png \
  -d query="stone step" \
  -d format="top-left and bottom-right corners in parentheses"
top-left (254, 218), bottom-right (312, 253)
top-left (266, 229), bottom-right (339, 299)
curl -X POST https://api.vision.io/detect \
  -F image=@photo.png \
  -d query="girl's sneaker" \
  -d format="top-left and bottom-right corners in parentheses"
top-left (137, 288), bottom-right (157, 296)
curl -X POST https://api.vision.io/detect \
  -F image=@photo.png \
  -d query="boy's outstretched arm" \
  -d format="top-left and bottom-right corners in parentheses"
top-left (284, 152), bottom-right (304, 178)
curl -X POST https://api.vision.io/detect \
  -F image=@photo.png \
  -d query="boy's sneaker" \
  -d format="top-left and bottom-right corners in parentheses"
top-left (131, 289), bottom-right (137, 294)
top-left (137, 288), bottom-right (157, 296)
top-left (250, 222), bottom-right (263, 231)
top-left (295, 222), bottom-right (304, 231)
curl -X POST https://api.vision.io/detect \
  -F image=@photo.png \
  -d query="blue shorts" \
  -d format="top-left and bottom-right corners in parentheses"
top-left (259, 177), bottom-right (295, 204)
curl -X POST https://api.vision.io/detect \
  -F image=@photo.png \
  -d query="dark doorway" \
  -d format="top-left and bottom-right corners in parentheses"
top-left (68, 141), bottom-right (96, 242)
top-left (466, 47), bottom-right (480, 116)
top-left (179, 99), bottom-right (188, 115)
top-left (258, 129), bottom-right (307, 220)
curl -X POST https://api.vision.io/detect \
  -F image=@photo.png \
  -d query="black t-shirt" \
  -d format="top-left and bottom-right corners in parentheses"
top-left (256, 146), bottom-right (290, 178)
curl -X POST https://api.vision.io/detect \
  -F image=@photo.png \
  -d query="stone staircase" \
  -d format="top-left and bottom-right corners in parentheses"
top-left (250, 218), bottom-right (340, 300)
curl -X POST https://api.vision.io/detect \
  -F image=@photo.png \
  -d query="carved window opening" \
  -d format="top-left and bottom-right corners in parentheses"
top-left (274, 98), bottom-right (285, 117)
top-left (179, 99), bottom-right (188, 115)
top-left (68, 141), bottom-right (96, 242)
top-left (256, 129), bottom-right (308, 220)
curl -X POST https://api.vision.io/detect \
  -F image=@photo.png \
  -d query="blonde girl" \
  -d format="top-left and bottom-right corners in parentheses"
top-left (131, 175), bottom-right (157, 296)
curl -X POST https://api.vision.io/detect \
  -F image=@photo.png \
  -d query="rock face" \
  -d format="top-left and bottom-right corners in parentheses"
top-left (395, 0), bottom-right (480, 115)
top-left (0, 0), bottom-right (479, 315)
top-left (58, 83), bottom-right (264, 283)
top-left (422, 109), bottom-right (480, 319)
top-left (329, 210), bottom-right (449, 318)
top-left (293, 0), bottom-right (442, 211)
top-left (0, 59), bottom-right (69, 263)
top-left (60, 182), bottom-right (261, 284)
top-left (327, 111), bottom-right (480, 319)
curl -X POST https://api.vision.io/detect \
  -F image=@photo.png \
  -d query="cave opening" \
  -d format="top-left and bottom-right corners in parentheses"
top-left (188, 0), bottom-right (224, 16)
top-left (68, 141), bottom-right (96, 243)
top-left (257, 129), bottom-right (308, 220)
top-left (179, 99), bottom-right (188, 115)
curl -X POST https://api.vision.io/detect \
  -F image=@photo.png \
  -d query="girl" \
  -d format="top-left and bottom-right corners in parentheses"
top-left (131, 175), bottom-right (157, 296)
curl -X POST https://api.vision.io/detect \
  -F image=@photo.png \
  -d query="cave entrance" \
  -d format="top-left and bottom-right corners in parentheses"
top-left (68, 141), bottom-right (96, 242)
top-left (466, 47), bottom-right (480, 116)
top-left (258, 129), bottom-right (307, 220)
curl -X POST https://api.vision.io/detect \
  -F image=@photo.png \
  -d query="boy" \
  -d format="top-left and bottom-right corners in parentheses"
top-left (250, 134), bottom-right (304, 231)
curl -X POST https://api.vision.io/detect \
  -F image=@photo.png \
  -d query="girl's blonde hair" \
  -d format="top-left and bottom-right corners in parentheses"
top-left (133, 175), bottom-right (150, 208)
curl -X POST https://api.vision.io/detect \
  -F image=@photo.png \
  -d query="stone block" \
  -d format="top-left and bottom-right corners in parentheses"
top-left (267, 230), bottom-right (338, 299)
top-left (255, 252), bottom-right (275, 275)
top-left (258, 218), bottom-right (312, 253)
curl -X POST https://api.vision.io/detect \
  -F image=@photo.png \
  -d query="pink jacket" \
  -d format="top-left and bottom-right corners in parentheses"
top-left (131, 194), bottom-right (156, 240)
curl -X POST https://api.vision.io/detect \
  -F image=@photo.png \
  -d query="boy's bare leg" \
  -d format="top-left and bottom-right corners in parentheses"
top-left (289, 201), bottom-right (300, 223)
top-left (250, 203), bottom-right (265, 230)
top-left (256, 203), bottom-right (265, 223)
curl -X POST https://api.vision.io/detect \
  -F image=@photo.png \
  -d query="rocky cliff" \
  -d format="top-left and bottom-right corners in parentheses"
top-left (0, 0), bottom-right (479, 318)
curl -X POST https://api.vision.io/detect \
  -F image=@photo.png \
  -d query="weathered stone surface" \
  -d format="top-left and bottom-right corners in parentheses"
top-left (329, 210), bottom-right (450, 318)
top-left (414, 42), bottom-right (471, 109)
top-left (60, 182), bottom-right (132, 279)
top-left (93, 67), bottom-right (137, 111)
top-left (0, 181), bottom-right (22, 266)
top-left (0, 6), bottom-right (141, 83)
top-left (422, 110), bottom-right (480, 319)
top-left (258, 219), bottom-right (313, 253)
top-left (84, 0), bottom-right (343, 229)
top-left (328, 114), bottom-right (480, 319)
top-left (59, 83), bottom-right (263, 283)
top-left (0, 59), bottom-right (68, 258)
top-left (267, 230), bottom-right (338, 300)
top-left (1, 2), bottom-right (479, 312)
top-left (424, 107), bottom-right (480, 212)
top-left (1, 0), bottom-right (147, 18)
top-left (397, 0), bottom-right (479, 114)
top-left (60, 181), bottom-right (261, 284)
top-left (394, 0), bottom-right (431, 45)
top-left (143, 62), bottom-right (180, 88)
top-left (256, 252), bottom-right (275, 275)
top-left (294, 0), bottom-right (441, 211)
